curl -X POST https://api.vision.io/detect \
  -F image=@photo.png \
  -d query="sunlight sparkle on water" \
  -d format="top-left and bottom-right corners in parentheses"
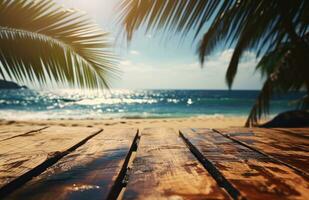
top-left (0, 89), bottom-right (297, 120)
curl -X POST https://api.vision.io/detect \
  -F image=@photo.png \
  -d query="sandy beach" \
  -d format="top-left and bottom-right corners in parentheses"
top-left (0, 116), bottom-right (256, 129)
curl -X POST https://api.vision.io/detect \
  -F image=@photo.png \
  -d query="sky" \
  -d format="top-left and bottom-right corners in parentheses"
top-left (55, 0), bottom-right (264, 90)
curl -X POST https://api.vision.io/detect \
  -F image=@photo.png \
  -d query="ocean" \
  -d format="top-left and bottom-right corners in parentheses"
top-left (0, 89), bottom-right (305, 120)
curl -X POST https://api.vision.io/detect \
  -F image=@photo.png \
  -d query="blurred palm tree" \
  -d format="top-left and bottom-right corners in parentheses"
top-left (119, 0), bottom-right (309, 126)
top-left (0, 0), bottom-right (118, 89)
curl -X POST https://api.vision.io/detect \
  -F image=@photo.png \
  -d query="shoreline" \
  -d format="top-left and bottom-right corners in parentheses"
top-left (0, 116), bottom-right (263, 129)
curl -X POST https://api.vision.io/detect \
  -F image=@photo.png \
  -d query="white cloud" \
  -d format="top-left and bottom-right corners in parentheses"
top-left (119, 60), bottom-right (132, 66)
top-left (52, 0), bottom-right (263, 90)
top-left (119, 60), bottom-right (155, 72)
top-left (130, 50), bottom-right (140, 55)
top-left (113, 49), bottom-right (263, 89)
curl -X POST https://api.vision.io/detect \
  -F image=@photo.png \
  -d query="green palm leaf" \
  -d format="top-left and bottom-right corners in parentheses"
top-left (246, 79), bottom-right (273, 127)
top-left (247, 39), bottom-right (309, 126)
top-left (118, 0), bottom-right (221, 41)
top-left (0, 0), bottom-right (118, 89)
top-left (119, 0), bottom-right (309, 126)
top-left (119, 0), bottom-right (308, 87)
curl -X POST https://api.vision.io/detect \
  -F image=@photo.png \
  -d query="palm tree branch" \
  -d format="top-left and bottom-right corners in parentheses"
top-left (119, 0), bottom-right (308, 90)
top-left (0, 0), bottom-right (118, 89)
top-left (118, 0), bottom-right (221, 41)
top-left (0, 26), bottom-right (117, 88)
top-left (245, 78), bottom-right (273, 127)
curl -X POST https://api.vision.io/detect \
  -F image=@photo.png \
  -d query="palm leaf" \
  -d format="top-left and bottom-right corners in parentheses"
top-left (119, 0), bottom-right (308, 87)
top-left (247, 40), bottom-right (309, 126)
top-left (119, 0), bottom-right (309, 126)
top-left (0, 0), bottom-right (118, 89)
top-left (245, 78), bottom-right (273, 127)
top-left (118, 0), bottom-right (221, 41)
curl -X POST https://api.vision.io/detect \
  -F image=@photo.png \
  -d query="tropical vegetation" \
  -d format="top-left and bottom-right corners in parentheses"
top-left (118, 0), bottom-right (309, 126)
top-left (0, 0), bottom-right (117, 89)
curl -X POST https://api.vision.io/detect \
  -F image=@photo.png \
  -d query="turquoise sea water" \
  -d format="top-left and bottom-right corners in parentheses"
top-left (0, 89), bottom-right (305, 120)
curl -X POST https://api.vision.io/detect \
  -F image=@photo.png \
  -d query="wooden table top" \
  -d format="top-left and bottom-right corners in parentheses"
top-left (0, 124), bottom-right (308, 199)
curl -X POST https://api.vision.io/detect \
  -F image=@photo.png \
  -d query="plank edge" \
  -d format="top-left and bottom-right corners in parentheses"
top-left (0, 128), bottom-right (103, 197)
top-left (107, 129), bottom-right (139, 200)
top-left (213, 128), bottom-right (309, 178)
top-left (179, 129), bottom-right (244, 200)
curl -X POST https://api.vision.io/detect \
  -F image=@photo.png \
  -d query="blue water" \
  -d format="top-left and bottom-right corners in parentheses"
top-left (0, 89), bottom-right (305, 120)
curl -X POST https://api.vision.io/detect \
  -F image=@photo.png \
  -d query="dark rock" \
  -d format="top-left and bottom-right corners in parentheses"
top-left (260, 110), bottom-right (309, 128)
top-left (0, 80), bottom-right (28, 90)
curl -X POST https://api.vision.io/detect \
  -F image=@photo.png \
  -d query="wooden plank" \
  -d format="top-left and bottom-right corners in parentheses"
top-left (0, 126), bottom-right (101, 195)
top-left (180, 128), bottom-right (309, 200)
top-left (123, 128), bottom-right (229, 200)
top-left (273, 128), bottom-right (309, 139)
top-left (0, 124), bottom-right (47, 141)
top-left (217, 128), bottom-right (309, 175)
top-left (7, 128), bottom-right (138, 200)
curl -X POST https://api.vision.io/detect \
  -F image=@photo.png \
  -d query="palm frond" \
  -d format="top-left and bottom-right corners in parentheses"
top-left (119, 0), bottom-right (309, 126)
top-left (0, 0), bottom-right (118, 89)
top-left (119, 0), bottom-right (309, 88)
top-left (245, 79), bottom-right (273, 127)
top-left (247, 39), bottom-right (309, 126)
top-left (118, 0), bottom-right (222, 41)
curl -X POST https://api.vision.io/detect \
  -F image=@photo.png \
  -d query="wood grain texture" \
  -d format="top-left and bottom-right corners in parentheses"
top-left (180, 128), bottom-right (309, 200)
top-left (217, 128), bottom-right (309, 175)
top-left (0, 124), bottom-right (47, 141)
top-left (123, 128), bottom-right (229, 200)
top-left (0, 126), bottom-right (100, 191)
top-left (7, 128), bottom-right (138, 200)
top-left (273, 128), bottom-right (309, 139)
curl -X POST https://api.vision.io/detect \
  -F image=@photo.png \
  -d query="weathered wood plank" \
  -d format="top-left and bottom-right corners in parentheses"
top-left (123, 128), bottom-right (229, 200)
top-left (273, 128), bottom-right (309, 139)
top-left (7, 128), bottom-right (138, 200)
top-left (0, 126), bottom-right (101, 195)
top-left (0, 124), bottom-right (47, 141)
top-left (217, 128), bottom-right (309, 175)
top-left (180, 128), bottom-right (309, 200)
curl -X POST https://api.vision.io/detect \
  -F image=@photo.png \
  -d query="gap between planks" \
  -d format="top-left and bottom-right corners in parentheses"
top-left (3, 126), bottom-right (307, 199)
top-left (214, 128), bottom-right (309, 178)
top-left (0, 126), bottom-right (49, 142)
top-left (113, 132), bottom-right (141, 200)
top-left (0, 128), bottom-right (103, 198)
top-left (179, 129), bottom-right (244, 200)
top-left (180, 128), bottom-right (309, 200)
top-left (122, 127), bottom-right (230, 200)
top-left (6, 128), bottom-right (139, 200)
top-left (107, 130), bottom-right (140, 200)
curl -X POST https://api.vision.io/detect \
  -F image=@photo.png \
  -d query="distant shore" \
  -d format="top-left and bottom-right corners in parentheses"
top-left (0, 116), bottom-right (264, 129)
